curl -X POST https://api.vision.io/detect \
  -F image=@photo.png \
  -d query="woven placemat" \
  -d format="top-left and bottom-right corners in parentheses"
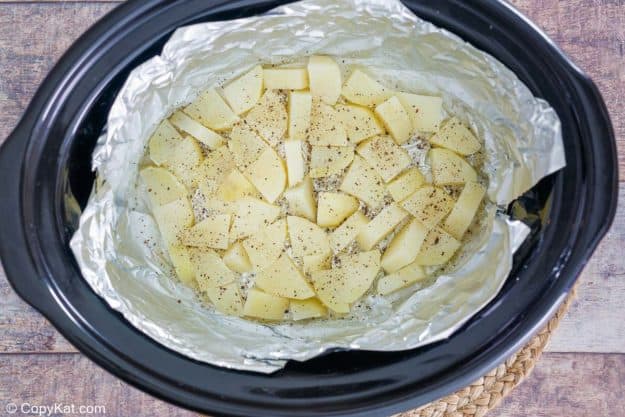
top-left (398, 285), bottom-right (578, 417)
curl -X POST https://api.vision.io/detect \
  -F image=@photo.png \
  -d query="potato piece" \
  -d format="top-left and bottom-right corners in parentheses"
top-left (429, 117), bottom-right (481, 155)
top-left (148, 120), bottom-right (183, 166)
top-left (288, 90), bottom-right (312, 140)
top-left (341, 69), bottom-right (391, 106)
top-left (340, 156), bottom-right (386, 208)
top-left (264, 67), bottom-right (309, 90)
top-left (166, 245), bottom-right (196, 288)
top-left (356, 203), bottom-right (409, 250)
top-left (242, 219), bottom-right (287, 271)
top-left (284, 176), bottom-right (317, 222)
top-left (303, 253), bottom-right (331, 275)
top-left (140, 166), bottom-right (187, 206)
top-left (255, 252), bottom-right (315, 299)
top-left (309, 146), bottom-right (354, 178)
top-left (307, 55), bottom-right (341, 105)
top-left (290, 298), bottom-right (327, 320)
top-left (223, 65), bottom-right (263, 115)
top-left (287, 215), bottom-right (331, 259)
top-left (429, 148), bottom-right (478, 185)
top-left (243, 288), bottom-right (289, 320)
top-left (244, 90), bottom-right (287, 146)
top-left (284, 140), bottom-right (305, 186)
top-left (380, 219), bottom-right (428, 273)
top-left (375, 96), bottom-right (412, 144)
top-left (335, 104), bottom-right (383, 144)
top-left (189, 248), bottom-right (237, 289)
top-left (196, 146), bottom-right (236, 198)
top-left (414, 228), bottom-right (461, 266)
top-left (216, 169), bottom-right (260, 202)
top-left (228, 124), bottom-right (267, 170)
top-left (356, 135), bottom-right (412, 182)
top-left (153, 197), bottom-right (194, 246)
top-left (244, 147), bottom-right (287, 203)
top-left (182, 214), bottom-right (231, 250)
top-left (169, 111), bottom-right (224, 149)
top-left (377, 261), bottom-right (427, 295)
top-left (307, 100), bottom-right (349, 146)
top-left (386, 168), bottom-right (425, 202)
top-left (223, 242), bottom-right (253, 273)
top-left (443, 181), bottom-right (485, 239)
top-left (317, 192), bottom-right (359, 228)
top-left (396, 93), bottom-right (443, 133)
top-left (184, 88), bottom-right (239, 131)
top-left (329, 211), bottom-right (369, 253)
top-left (400, 186), bottom-right (455, 229)
top-left (205, 283), bottom-right (244, 316)
top-left (230, 197), bottom-right (281, 241)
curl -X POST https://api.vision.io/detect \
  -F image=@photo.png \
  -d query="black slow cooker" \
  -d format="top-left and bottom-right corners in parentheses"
top-left (0, 1), bottom-right (617, 416)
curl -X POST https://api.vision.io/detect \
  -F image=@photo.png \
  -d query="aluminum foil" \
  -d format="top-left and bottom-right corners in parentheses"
top-left (70, 0), bottom-right (565, 373)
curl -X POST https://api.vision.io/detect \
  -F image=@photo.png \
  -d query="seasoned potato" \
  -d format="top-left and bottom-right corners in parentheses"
top-left (377, 261), bottom-right (427, 295)
top-left (396, 92), bottom-right (443, 133)
top-left (288, 215), bottom-right (331, 259)
top-left (302, 253), bottom-right (331, 275)
top-left (264, 67), bottom-right (309, 90)
top-left (182, 214), bottom-right (231, 250)
top-left (228, 124), bottom-right (267, 170)
top-left (290, 298), bottom-right (327, 320)
top-left (243, 288), bottom-right (289, 321)
top-left (255, 252), bottom-right (315, 299)
top-left (169, 110), bottom-right (224, 149)
top-left (196, 145), bottom-right (236, 198)
top-left (229, 197), bottom-right (281, 241)
top-left (284, 176), bottom-right (317, 222)
top-left (335, 104), bottom-right (384, 144)
top-left (288, 90), bottom-right (312, 140)
top-left (400, 186), bottom-right (455, 229)
top-left (414, 228), bottom-right (461, 266)
top-left (205, 283), bottom-right (244, 316)
top-left (307, 55), bottom-right (341, 105)
top-left (386, 168), bottom-right (425, 203)
top-left (309, 146), bottom-right (354, 178)
top-left (339, 156), bottom-right (386, 208)
top-left (244, 90), bottom-right (287, 146)
top-left (222, 242), bottom-right (253, 273)
top-left (189, 248), bottom-right (237, 289)
top-left (222, 65), bottom-right (263, 115)
top-left (356, 135), bottom-right (412, 182)
top-left (284, 140), bottom-right (305, 187)
top-left (342, 69), bottom-right (392, 107)
top-left (216, 169), bottom-right (260, 202)
top-left (429, 117), bottom-right (481, 155)
top-left (443, 181), bottom-right (485, 239)
top-left (242, 219), bottom-right (287, 271)
top-left (153, 197), bottom-right (194, 246)
top-left (308, 100), bottom-right (349, 146)
top-left (380, 219), bottom-right (428, 273)
top-left (147, 120), bottom-right (184, 166)
top-left (375, 96), bottom-right (412, 144)
top-left (184, 88), bottom-right (239, 131)
top-left (356, 203), bottom-right (409, 250)
top-left (329, 210), bottom-right (369, 253)
top-left (429, 148), bottom-right (478, 185)
top-left (317, 192), bottom-right (359, 228)
top-left (244, 147), bottom-right (287, 203)
top-left (140, 166), bottom-right (188, 206)
top-left (166, 245), bottom-right (197, 288)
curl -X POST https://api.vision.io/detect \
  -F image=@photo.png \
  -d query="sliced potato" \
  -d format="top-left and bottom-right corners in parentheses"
top-left (223, 65), bottom-right (263, 115)
top-left (380, 218), bottom-right (428, 273)
top-left (166, 245), bottom-right (196, 288)
top-left (196, 145), bottom-right (236, 197)
top-left (329, 210), bottom-right (369, 253)
top-left (284, 176), bottom-right (317, 222)
top-left (153, 197), bottom-right (194, 246)
top-left (147, 120), bottom-right (183, 166)
top-left (284, 140), bottom-right (305, 187)
top-left (244, 90), bottom-right (287, 146)
top-left (287, 215), bottom-right (331, 259)
top-left (341, 69), bottom-right (391, 106)
top-left (309, 146), bottom-right (354, 178)
top-left (255, 252), bottom-right (315, 299)
top-left (184, 88), bottom-right (239, 131)
top-left (169, 110), bottom-right (224, 149)
top-left (230, 197), bottom-right (281, 241)
top-left (443, 181), bottom-right (485, 240)
top-left (401, 186), bottom-right (454, 229)
top-left (429, 148), bottom-right (478, 185)
top-left (222, 242), bottom-right (253, 273)
top-left (242, 219), bottom-right (287, 271)
top-left (216, 169), bottom-right (260, 202)
top-left (414, 228), bottom-right (461, 266)
top-left (375, 96), bottom-right (412, 144)
top-left (205, 283), bottom-right (244, 316)
top-left (386, 168), bottom-right (425, 203)
top-left (396, 92), bottom-right (443, 133)
top-left (288, 90), bottom-right (312, 140)
top-left (356, 135), bottom-right (412, 182)
top-left (429, 117), bottom-right (481, 155)
top-left (307, 55), bottom-right (341, 105)
top-left (140, 166), bottom-right (187, 206)
top-left (244, 147), bottom-right (287, 203)
top-left (243, 288), bottom-right (289, 321)
top-left (335, 104), bottom-right (383, 144)
top-left (189, 248), bottom-right (237, 289)
top-left (356, 203), bottom-right (409, 251)
top-left (228, 124), bottom-right (268, 170)
top-left (377, 261), bottom-right (427, 295)
top-left (181, 214), bottom-right (231, 250)
top-left (339, 155), bottom-right (386, 208)
top-left (303, 253), bottom-right (331, 275)
top-left (307, 100), bottom-right (349, 146)
top-left (290, 298), bottom-right (327, 320)
top-left (264, 67), bottom-right (308, 90)
top-left (317, 192), bottom-right (359, 228)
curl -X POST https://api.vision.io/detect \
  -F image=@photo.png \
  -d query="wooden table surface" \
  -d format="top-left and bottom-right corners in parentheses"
top-left (0, 1), bottom-right (623, 416)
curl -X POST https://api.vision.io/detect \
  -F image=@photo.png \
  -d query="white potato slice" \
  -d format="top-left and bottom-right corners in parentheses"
top-left (307, 100), bottom-right (349, 146)
top-left (242, 219), bottom-right (287, 271)
top-left (339, 155), bottom-right (386, 208)
top-left (341, 69), bottom-right (391, 106)
top-left (284, 176), bottom-right (317, 222)
top-left (290, 298), bottom-right (327, 320)
top-left (317, 192), bottom-right (359, 228)
top-left (216, 169), bottom-right (260, 202)
top-left (244, 90), bottom-right (287, 146)
top-left (443, 181), bottom-right (485, 240)
top-left (400, 186), bottom-right (455, 229)
top-left (255, 252), bottom-right (315, 300)
top-left (189, 248), bottom-right (237, 289)
top-left (429, 148), bottom-right (478, 185)
top-left (335, 104), bottom-right (383, 144)
top-left (264, 67), bottom-right (309, 90)
top-left (329, 210), bottom-right (369, 253)
top-left (396, 92), bottom-right (443, 133)
top-left (228, 124), bottom-right (268, 170)
top-left (356, 203), bottom-right (409, 250)
top-left (377, 261), bottom-right (427, 295)
top-left (307, 55), bottom-right (341, 105)
top-left (222, 242), bottom-right (253, 273)
top-left (244, 147), bottom-right (287, 203)
top-left (284, 140), bottom-right (305, 187)
top-left (230, 197), bottom-right (281, 241)
top-left (223, 65), bottom-right (263, 115)
top-left (140, 166), bottom-right (187, 206)
top-left (303, 253), bottom-right (331, 275)
top-left (287, 215), bottom-right (331, 259)
top-left (243, 288), bottom-right (289, 321)
top-left (182, 214), bottom-right (231, 250)
top-left (429, 117), bottom-right (481, 155)
top-left (169, 111), bottom-right (224, 149)
top-left (288, 90), bottom-right (312, 140)
top-left (386, 168), bottom-right (425, 203)
top-left (196, 146), bottom-right (236, 198)
top-left (166, 245), bottom-right (196, 288)
top-left (184, 88), bottom-right (239, 131)
top-left (309, 146), bottom-right (354, 178)
top-left (414, 228), bottom-right (461, 266)
top-left (375, 96), bottom-right (412, 144)
top-left (204, 283), bottom-right (244, 316)
top-left (356, 135), bottom-right (412, 182)
top-left (380, 218), bottom-right (428, 273)
top-left (148, 120), bottom-right (183, 166)
top-left (153, 197), bottom-right (194, 246)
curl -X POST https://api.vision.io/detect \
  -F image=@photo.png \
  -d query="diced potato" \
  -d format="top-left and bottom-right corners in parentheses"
top-left (196, 146), bottom-right (236, 198)
top-left (377, 261), bottom-right (427, 295)
top-left (288, 90), bottom-right (312, 140)
top-left (335, 104), bottom-right (383, 144)
top-left (356, 203), bottom-right (409, 250)
top-left (341, 69), bottom-right (391, 106)
top-left (243, 288), bottom-right (289, 321)
top-left (309, 146), bottom-right (354, 178)
top-left (184, 88), bottom-right (239, 131)
top-left (308, 100), bottom-right (348, 146)
top-left (284, 176), bottom-right (317, 222)
top-left (140, 166), bottom-right (187, 206)
top-left (287, 215), bottom-right (331, 259)
top-left (284, 140), bottom-right (305, 187)
top-left (396, 92), bottom-right (443, 133)
top-left (429, 117), bottom-right (481, 155)
top-left (189, 248), bottom-right (237, 289)
top-left (244, 90), bottom-right (287, 146)
top-left (153, 197), bottom-right (194, 246)
top-left (429, 148), bottom-right (478, 185)
top-left (216, 169), bottom-right (260, 202)
top-left (400, 186), bottom-right (454, 229)
top-left (228, 124), bottom-right (267, 170)
top-left (356, 135), bottom-right (412, 182)
top-left (380, 219), bottom-right (428, 273)
top-left (182, 214), bottom-right (231, 250)
top-left (375, 96), bottom-right (412, 144)
top-left (317, 192), bottom-right (359, 228)
top-left (264, 67), bottom-right (308, 90)
top-left (307, 55), bottom-right (342, 105)
top-left (148, 120), bottom-right (183, 166)
top-left (303, 253), bottom-right (331, 275)
top-left (169, 111), bottom-right (224, 149)
top-left (223, 65), bottom-right (264, 115)
top-left (204, 283), bottom-right (244, 316)
top-left (386, 168), bottom-right (425, 202)
top-left (166, 245), bottom-right (196, 288)
top-left (443, 181), bottom-right (485, 239)
top-left (340, 156), bottom-right (386, 208)
top-left (329, 211), bottom-right (369, 253)
top-left (290, 298), bottom-right (327, 320)
top-left (244, 147), bottom-right (287, 203)
top-left (230, 197), bottom-right (281, 241)
top-left (414, 228), bottom-right (461, 265)
top-left (242, 219), bottom-right (287, 271)
top-left (255, 252), bottom-right (315, 299)
top-left (223, 242), bottom-right (253, 273)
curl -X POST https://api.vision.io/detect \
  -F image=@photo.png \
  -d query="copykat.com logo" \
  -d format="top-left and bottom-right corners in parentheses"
top-left (4, 402), bottom-right (106, 415)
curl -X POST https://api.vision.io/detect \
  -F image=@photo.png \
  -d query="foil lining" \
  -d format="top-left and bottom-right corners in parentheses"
top-left (70, 0), bottom-right (565, 373)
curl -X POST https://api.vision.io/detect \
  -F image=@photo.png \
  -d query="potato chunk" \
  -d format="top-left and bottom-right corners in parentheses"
top-left (189, 248), bottom-right (237, 289)
top-left (228, 124), bottom-right (267, 170)
top-left (356, 203), bottom-right (409, 250)
top-left (184, 88), bottom-right (239, 131)
top-left (216, 169), bottom-right (260, 202)
top-left (309, 146), bottom-right (354, 178)
top-left (169, 111), bottom-right (224, 149)
top-left (243, 289), bottom-right (289, 321)
top-left (335, 104), bottom-right (383, 144)
top-left (400, 186), bottom-right (454, 229)
top-left (287, 215), bottom-right (331, 259)
top-left (153, 197), bottom-right (194, 246)
top-left (244, 147), bottom-right (287, 203)
top-left (147, 120), bottom-right (184, 166)
top-left (264, 67), bottom-right (308, 90)
top-left (380, 218), bottom-right (428, 273)
top-left (386, 168), bottom-right (425, 203)
top-left (375, 96), bottom-right (412, 144)
top-left (377, 261), bottom-right (427, 295)
top-left (307, 55), bottom-right (341, 105)
top-left (290, 298), bottom-right (327, 320)
top-left (317, 192), bottom-right (359, 228)
top-left (242, 219), bottom-right (287, 271)
top-left (307, 100), bottom-right (349, 146)
top-left (205, 283), bottom-right (244, 316)
top-left (182, 214), bottom-right (231, 250)
top-left (429, 117), bottom-right (481, 155)
top-left (140, 166), bottom-right (188, 206)
top-left (284, 176), bottom-right (317, 222)
top-left (222, 242), bottom-right (253, 273)
top-left (284, 140), bottom-right (305, 187)
top-left (223, 65), bottom-right (263, 115)
top-left (414, 228), bottom-right (461, 266)
top-left (396, 92), bottom-right (443, 133)
top-left (329, 210), bottom-right (369, 253)
top-left (429, 148), bottom-right (478, 185)
top-left (229, 197), bottom-right (281, 241)
top-left (166, 245), bottom-right (196, 288)
top-left (443, 181), bottom-right (485, 239)
top-left (356, 135), bottom-right (412, 182)
top-left (342, 69), bottom-right (391, 106)
top-left (288, 90), bottom-right (312, 140)
top-left (244, 90), bottom-right (287, 146)
top-left (255, 252), bottom-right (315, 299)
top-left (339, 156), bottom-right (386, 208)
top-left (302, 253), bottom-right (331, 275)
